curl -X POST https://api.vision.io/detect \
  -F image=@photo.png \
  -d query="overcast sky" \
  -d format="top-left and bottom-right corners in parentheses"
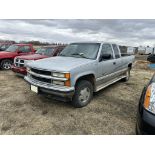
top-left (0, 19), bottom-right (155, 47)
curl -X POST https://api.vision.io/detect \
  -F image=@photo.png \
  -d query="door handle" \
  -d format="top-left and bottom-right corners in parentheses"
top-left (113, 62), bottom-right (116, 65)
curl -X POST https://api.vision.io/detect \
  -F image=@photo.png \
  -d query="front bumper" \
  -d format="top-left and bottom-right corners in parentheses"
top-left (136, 109), bottom-right (155, 135)
top-left (24, 76), bottom-right (75, 99)
top-left (11, 65), bottom-right (27, 76)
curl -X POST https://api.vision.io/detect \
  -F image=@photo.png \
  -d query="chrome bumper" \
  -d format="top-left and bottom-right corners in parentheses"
top-left (24, 76), bottom-right (75, 98)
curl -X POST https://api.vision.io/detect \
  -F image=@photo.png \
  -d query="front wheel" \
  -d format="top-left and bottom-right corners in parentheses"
top-left (0, 59), bottom-right (12, 70)
top-left (72, 80), bottom-right (93, 108)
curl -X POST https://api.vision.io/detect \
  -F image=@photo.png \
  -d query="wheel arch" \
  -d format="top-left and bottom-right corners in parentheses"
top-left (0, 58), bottom-right (14, 64)
top-left (75, 74), bottom-right (96, 91)
top-left (0, 58), bottom-right (14, 69)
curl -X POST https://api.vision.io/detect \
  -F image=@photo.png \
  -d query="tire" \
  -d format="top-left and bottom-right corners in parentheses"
top-left (72, 80), bottom-right (93, 108)
top-left (135, 124), bottom-right (138, 135)
top-left (122, 68), bottom-right (130, 82)
top-left (0, 59), bottom-right (12, 70)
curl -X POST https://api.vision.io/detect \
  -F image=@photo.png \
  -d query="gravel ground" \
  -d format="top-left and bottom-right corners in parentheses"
top-left (0, 62), bottom-right (154, 135)
top-left (135, 54), bottom-right (148, 61)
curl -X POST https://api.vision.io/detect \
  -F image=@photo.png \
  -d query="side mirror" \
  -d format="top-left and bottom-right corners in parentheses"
top-left (99, 54), bottom-right (111, 61)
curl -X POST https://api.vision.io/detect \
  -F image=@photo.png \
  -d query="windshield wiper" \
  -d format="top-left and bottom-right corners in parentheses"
top-left (59, 54), bottom-right (67, 56)
top-left (71, 53), bottom-right (88, 58)
top-left (37, 53), bottom-right (44, 55)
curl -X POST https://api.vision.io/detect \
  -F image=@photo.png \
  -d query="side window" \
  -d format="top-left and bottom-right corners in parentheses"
top-left (19, 46), bottom-right (31, 53)
top-left (112, 44), bottom-right (120, 58)
top-left (100, 44), bottom-right (113, 59)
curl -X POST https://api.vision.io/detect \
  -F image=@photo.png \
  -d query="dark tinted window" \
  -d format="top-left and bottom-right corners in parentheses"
top-left (101, 44), bottom-right (113, 59)
top-left (112, 44), bottom-right (120, 58)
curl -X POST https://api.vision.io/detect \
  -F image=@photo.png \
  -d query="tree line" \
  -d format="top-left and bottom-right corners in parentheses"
top-left (0, 40), bottom-right (67, 46)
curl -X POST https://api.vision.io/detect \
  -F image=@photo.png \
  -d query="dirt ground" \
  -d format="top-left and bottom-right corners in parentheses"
top-left (0, 57), bottom-right (154, 134)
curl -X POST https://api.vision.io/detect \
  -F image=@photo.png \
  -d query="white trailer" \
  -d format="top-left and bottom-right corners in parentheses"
top-left (127, 47), bottom-right (135, 55)
top-left (138, 46), bottom-right (146, 55)
top-left (145, 47), bottom-right (153, 54)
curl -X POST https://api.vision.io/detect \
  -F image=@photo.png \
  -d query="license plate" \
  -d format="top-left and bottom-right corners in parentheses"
top-left (31, 85), bottom-right (38, 93)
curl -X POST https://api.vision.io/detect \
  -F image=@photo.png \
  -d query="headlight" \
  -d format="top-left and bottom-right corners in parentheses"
top-left (53, 80), bottom-right (64, 86)
top-left (52, 80), bottom-right (71, 87)
top-left (52, 72), bottom-right (70, 79)
top-left (52, 72), bottom-right (71, 87)
top-left (52, 72), bottom-right (65, 78)
top-left (144, 83), bottom-right (155, 114)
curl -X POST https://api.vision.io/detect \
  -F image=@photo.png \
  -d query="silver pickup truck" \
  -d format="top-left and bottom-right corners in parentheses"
top-left (24, 42), bottom-right (135, 108)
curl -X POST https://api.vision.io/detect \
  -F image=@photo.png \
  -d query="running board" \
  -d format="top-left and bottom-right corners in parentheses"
top-left (95, 75), bottom-right (126, 92)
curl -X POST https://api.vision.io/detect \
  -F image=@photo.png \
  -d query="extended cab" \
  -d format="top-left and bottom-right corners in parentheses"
top-left (24, 42), bottom-right (135, 108)
top-left (0, 44), bottom-right (36, 70)
top-left (11, 45), bottom-right (65, 76)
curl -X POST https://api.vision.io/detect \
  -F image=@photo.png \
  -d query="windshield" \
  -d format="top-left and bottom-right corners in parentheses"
top-left (59, 43), bottom-right (100, 59)
top-left (6, 45), bottom-right (19, 52)
top-left (0, 44), bottom-right (10, 50)
top-left (36, 47), bottom-right (54, 56)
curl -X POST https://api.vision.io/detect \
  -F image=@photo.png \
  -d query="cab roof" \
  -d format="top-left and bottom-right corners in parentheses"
top-left (70, 41), bottom-right (117, 44)
top-left (43, 45), bottom-right (66, 48)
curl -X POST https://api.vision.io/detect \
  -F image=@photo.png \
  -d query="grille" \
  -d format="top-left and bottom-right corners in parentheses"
top-left (31, 68), bottom-right (51, 76)
top-left (15, 58), bottom-right (25, 67)
top-left (31, 75), bottom-right (51, 83)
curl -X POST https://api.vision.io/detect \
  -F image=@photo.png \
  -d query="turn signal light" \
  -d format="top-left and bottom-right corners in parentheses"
top-left (65, 80), bottom-right (71, 87)
top-left (65, 73), bottom-right (70, 79)
top-left (144, 85), bottom-right (151, 109)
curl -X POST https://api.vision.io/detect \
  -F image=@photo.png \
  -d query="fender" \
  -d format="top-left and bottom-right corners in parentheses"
top-left (0, 52), bottom-right (16, 60)
top-left (73, 71), bottom-right (96, 87)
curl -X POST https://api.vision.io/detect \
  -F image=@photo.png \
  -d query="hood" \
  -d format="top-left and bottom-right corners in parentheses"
top-left (28, 56), bottom-right (94, 72)
top-left (0, 51), bottom-right (15, 58)
top-left (16, 54), bottom-right (48, 60)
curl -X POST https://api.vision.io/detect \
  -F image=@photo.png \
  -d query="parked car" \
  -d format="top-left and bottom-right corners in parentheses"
top-left (11, 45), bottom-right (65, 76)
top-left (147, 54), bottom-right (155, 63)
top-left (24, 42), bottom-right (135, 108)
top-left (0, 43), bottom-right (12, 51)
top-left (136, 73), bottom-right (155, 134)
top-left (0, 44), bottom-right (36, 70)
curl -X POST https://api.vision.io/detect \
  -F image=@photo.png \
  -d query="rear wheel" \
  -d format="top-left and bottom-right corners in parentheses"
top-left (72, 80), bottom-right (93, 108)
top-left (122, 68), bottom-right (130, 82)
top-left (0, 59), bottom-right (12, 70)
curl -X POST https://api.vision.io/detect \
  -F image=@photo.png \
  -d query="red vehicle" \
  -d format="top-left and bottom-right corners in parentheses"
top-left (0, 44), bottom-right (36, 70)
top-left (11, 45), bottom-right (65, 76)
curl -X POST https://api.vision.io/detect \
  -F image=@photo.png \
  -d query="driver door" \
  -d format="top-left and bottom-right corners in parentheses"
top-left (96, 44), bottom-right (116, 86)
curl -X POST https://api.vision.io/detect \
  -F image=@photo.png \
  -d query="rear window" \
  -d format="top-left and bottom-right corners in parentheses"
top-left (112, 44), bottom-right (120, 58)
